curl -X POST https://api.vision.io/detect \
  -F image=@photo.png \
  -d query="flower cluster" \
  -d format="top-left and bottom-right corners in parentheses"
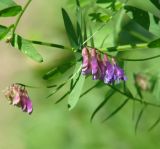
top-left (81, 47), bottom-right (127, 84)
top-left (4, 84), bottom-right (33, 114)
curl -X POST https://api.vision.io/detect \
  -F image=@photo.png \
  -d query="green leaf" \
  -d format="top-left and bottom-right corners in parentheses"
top-left (148, 38), bottom-right (160, 48)
top-left (47, 83), bottom-right (66, 98)
top-left (83, 17), bottom-right (87, 46)
top-left (43, 68), bottom-right (58, 80)
top-left (125, 6), bottom-right (150, 29)
top-left (118, 15), bottom-right (156, 45)
top-left (0, 24), bottom-right (14, 40)
top-left (30, 40), bottom-right (68, 49)
top-left (152, 79), bottom-right (160, 102)
top-left (80, 81), bottom-right (102, 98)
top-left (103, 98), bottom-right (129, 122)
top-left (11, 34), bottom-right (43, 63)
top-left (150, 0), bottom-right (160, 23)
top-left (148, 115), bottom-right (160, 131)
top-left (123, 83), bottom-right (134, 98)
top-left (68, 74), bottom-right (85, 110)
top-left (43, 61), bottom-right (75, 80)
top-left (0, 6), bottom-right (22, 17)
top-left (135, 105), bottom-right (146, 133)
top-left (126, 0), bottom-right (160, 19)
top-left (76, 0), bottom-right (80, 7)
top-left (0, 0), bottom-right (22, 17)
top-left (62, 8), bottom-right (78, 49)
top-left (96, 0), bottom-right (113, 3)
top-left (90, 89), bottom-right (115, 122)
top-left (55, 91), bottom-right (70, 104)
top-left (89, 25), bottom-right (94, 47)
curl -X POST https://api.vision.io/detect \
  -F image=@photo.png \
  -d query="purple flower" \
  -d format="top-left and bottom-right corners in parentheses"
top-left (81, 47), bottom-right (127, 84)
top-left (20, 89), bottom-right (33, 114)
top-left (4, 84), bottom-right (33, 114)
top-left (104, 61), bottom-right (115, 84)
top-left (82, 47), bottom-right (91, 75)
top-left (111, 58), bottom-right (127, 83)
top-left (97, 54), bottom-right (106, 80)
top-left (90, 48), bottom-right (99, 80)
top-left (113, 64), bottom-right (127, 83)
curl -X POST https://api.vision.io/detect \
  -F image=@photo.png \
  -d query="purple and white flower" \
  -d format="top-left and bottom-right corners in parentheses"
top-left (4, 84), bottom-right (33, 114)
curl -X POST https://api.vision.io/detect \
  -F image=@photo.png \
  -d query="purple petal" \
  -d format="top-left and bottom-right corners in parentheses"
top-left (81, 47), bottom-right (91, 75)
top-left (20, 94), bottom-right (33, 114)
top-left (90, 49), bottom-right (99, 80)
top-left (104, 61), bottom-right (115, 84)
top-left (114, 64), bottom-right (127, 82)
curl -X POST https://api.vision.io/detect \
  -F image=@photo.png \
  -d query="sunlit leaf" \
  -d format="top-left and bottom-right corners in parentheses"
top-left (0, 6), bottom-right (21, 17)
top-left (11, 34), bottom-right (43, 63)
top-left (68, 74), bottom-right (85, 110)
top-left (0, 0), bottom-right (22, 17)
top-left (148, 38), bottom-right (160, 48)
top-left (0, 24), bottom-right (14, 40)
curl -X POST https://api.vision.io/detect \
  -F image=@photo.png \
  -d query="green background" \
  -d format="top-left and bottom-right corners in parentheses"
top-left (0, 0), bottom-right (160, 149)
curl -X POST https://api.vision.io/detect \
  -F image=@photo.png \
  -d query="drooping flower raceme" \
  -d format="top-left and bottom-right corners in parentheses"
top-left (4, 84), bottom-right (33, 114)
top-left (81, 47), bottom-right (127, 84)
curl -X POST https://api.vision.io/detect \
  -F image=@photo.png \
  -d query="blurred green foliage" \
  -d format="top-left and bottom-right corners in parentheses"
top-left (1, 0), bottom-right (160, 149)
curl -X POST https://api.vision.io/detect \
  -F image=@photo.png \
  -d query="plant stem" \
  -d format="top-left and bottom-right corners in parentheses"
top-left (117, 43), bottom-right (148, 51)
top-left (28, 40), bottom-right (72, 50)
top-left (108, 85), bottom-right (160, 108)
top-left (12, 0), bottom-right (32, 35)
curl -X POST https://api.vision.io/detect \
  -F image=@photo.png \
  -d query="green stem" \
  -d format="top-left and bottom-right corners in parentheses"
top-left (117, 54), bottom-right (160, 61)
top-left (117, 43), bottom-right (148, 51)
top-left (108, 85), bottom-right (160, 108)
top-left (28, 40), bottom-right (72, 50)
top-left (12, 0), bottom-right (32, 35)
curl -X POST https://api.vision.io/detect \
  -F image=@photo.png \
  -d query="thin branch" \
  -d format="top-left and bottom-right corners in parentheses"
top-left (108, 85), bottom-right (160, 108)
top-left (12, 0), bottom-right (32, 35)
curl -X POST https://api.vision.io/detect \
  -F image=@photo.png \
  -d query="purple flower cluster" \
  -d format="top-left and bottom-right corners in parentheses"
top-left (82, 47), bottom-right (127, 84)
top-left (4, 84), bottom-right (33, 114)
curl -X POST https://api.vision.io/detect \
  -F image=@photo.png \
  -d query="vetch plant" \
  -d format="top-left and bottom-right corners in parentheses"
top-left (1, 0), bottom-right (160, 132)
